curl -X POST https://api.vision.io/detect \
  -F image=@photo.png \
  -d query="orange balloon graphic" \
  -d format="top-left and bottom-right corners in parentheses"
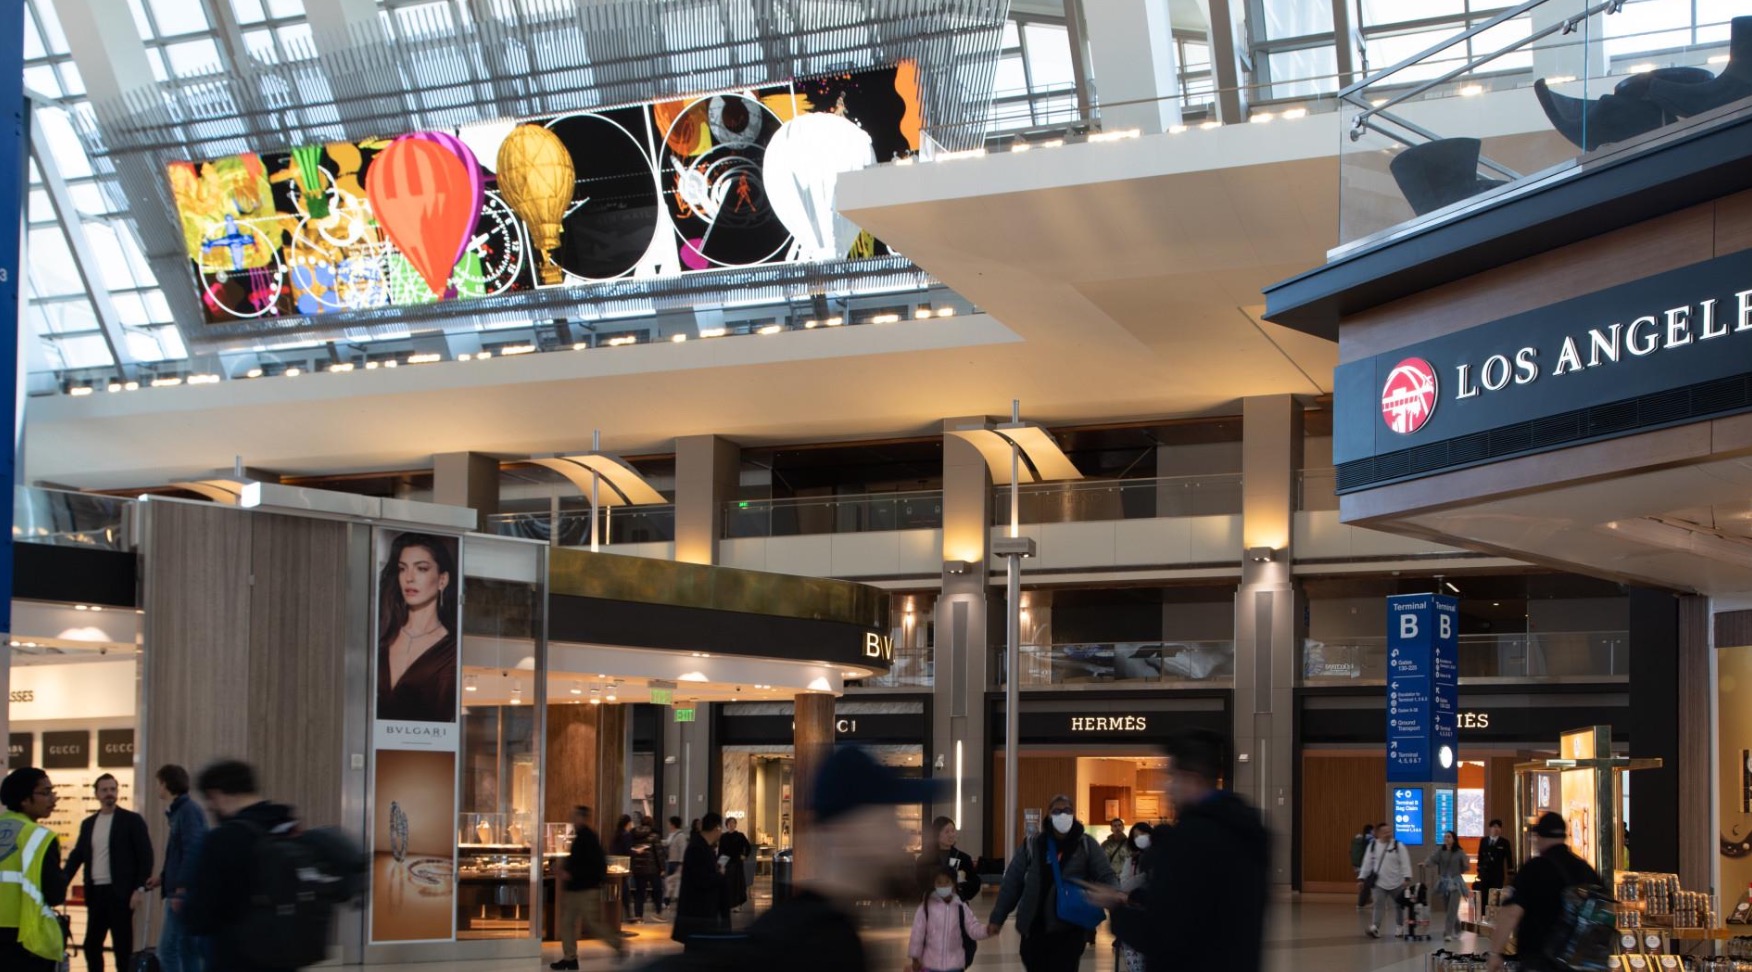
top-left (365, 135), bottom-right (477, 298)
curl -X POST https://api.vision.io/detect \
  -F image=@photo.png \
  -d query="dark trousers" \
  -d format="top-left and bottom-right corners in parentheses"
top-left (84, 889), bottom-right (134, 972)
top-left (1357, 879), bottom-right (1373, 907)
top-left (630, 873), bottom-right (662, 918)
top-left (1020, 927), bottom-right (1088, 972)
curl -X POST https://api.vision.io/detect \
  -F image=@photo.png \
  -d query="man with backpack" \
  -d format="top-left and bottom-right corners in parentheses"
top-left (182, 761), bottom-right (364, 972)
top-left (1359, 821), bottom-right (1414, 939)
top-left (1487, 812), bottom-right (1606, 972)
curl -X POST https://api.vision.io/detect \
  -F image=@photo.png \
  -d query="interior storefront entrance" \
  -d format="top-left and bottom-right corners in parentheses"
top-left (993, 747), bottom-right (1178, 844)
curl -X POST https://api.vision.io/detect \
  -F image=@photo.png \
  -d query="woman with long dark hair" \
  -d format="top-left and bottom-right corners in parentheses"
top-left (1425, 830), bottom-right (1470, 942)
top-left (915, 816), bottom-right (981, 901)
top-left (375, 532), bottom-right (458, 723)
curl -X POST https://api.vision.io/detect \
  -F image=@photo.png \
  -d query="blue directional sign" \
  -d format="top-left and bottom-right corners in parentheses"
top-left (1393, 787), bottom-right (1425, 846)
top-left (0, 0), bottom-right (24, 639)
top-left (1386, 594), bottom-right (1459, 783)
top-left (1434, 788), bottom-right (1456, 844)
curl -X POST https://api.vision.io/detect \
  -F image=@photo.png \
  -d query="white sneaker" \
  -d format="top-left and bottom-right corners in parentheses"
top-left (1444, 935), bottom-right (1453, 942)
top-left (1368, 926), bottom-right (1380, 938)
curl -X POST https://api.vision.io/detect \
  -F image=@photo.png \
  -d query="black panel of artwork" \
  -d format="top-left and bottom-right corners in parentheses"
top-left (550, 108), bottom-right (663, 280)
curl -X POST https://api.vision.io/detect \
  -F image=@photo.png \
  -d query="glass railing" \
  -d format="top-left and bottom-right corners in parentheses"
top-left (487, 506), bottom-right (676, 546)
top-left (1302, 631), bottom-right (1630, 684)
top-left (852, 642), bottom-right (935, 689)
top-left (723, 491), bottom-right (943, 539)
top-left (990, 474), bottom-right (1243, 525)
top-left (992, 640), bottom-right (1236, 688)
top-left (1339, 1), bottom-right (1744, 248)
top-left (14, 486), bottom-right (133, 551)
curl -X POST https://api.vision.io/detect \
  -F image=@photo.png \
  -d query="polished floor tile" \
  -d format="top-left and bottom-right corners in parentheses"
top-left (361, 893), bottom-right (1485, 972)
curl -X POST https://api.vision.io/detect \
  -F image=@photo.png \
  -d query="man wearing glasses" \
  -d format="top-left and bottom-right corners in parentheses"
top-left (1, 767), bottom-right (69, 972)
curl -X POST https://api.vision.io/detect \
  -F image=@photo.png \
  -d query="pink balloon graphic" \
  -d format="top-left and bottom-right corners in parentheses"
top-left (681, 237), bottom-right (710, 271)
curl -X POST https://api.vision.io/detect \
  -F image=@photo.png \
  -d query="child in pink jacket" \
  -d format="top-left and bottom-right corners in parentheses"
top-left (909, 866), bottom-right (993, 972)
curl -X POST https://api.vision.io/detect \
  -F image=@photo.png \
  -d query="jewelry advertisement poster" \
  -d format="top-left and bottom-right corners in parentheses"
top-left (370, 529), bottom-right (463, 943)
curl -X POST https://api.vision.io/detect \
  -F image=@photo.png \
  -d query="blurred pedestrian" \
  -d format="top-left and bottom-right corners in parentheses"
top-left (1101, 728), bottom-right (1270, 972)
top-left (551, 805), bottom-right (623, 969)
top-left (915, 816), bottom-right (980, 902)
top-left (1487, 812), bottom-right (1602, 972)
top-left (1113, 822), bottom-right (1153, 972)
top-left (612, 815), bottom-right (640, 922)
top-left (1360, 822), bottom-right (1413, 939)
top-left (908, 865), bottom-right (992, 972)
top-left (671, 812), bottom-right (727, 949)
top-left (0, 767), bottom-right (67, 972)
top-left (664, 816), bottom-right (688, 908)
top-left (987, 793), bottom-right (1118, 972)
top-left (718, 817), bottom-right (751, 914)
top-left (62, 773), bottom-right (154, 972)
top-left (629, 820), bottom-right (664, 923)
top-left (1426, 830), bottom-right (1470, 941)
top-left (1351, 822), bottom-right (1375, 909)
top-left (145, 764), bottom-right (209, 972)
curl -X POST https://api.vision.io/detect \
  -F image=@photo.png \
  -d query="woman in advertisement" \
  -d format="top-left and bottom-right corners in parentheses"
top-left (376, 532), bottom-right (459, 723)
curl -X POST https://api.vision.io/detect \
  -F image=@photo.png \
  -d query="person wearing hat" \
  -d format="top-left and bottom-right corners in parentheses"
top-left (1487, 812), bottom-right (1602, 972)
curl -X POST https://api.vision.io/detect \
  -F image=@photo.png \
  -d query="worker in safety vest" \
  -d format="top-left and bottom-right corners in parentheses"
top-left (2, 767), bottom-right (69, 972)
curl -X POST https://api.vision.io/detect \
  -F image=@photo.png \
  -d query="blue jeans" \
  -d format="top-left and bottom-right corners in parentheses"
top-left (158, 901), bottom-right (203, 972)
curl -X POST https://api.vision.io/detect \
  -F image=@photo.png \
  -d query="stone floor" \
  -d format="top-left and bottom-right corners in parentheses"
top-left (372, 893), bottom-right (1486, 972)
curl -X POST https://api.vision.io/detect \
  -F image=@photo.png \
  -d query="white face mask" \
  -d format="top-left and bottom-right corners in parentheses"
top-left (1133, 834), bottom-right (1151, 850)
top-left (934, 886), bottom-right (955, 900)
top-left (1050, 811), bottom-right (1074, 834)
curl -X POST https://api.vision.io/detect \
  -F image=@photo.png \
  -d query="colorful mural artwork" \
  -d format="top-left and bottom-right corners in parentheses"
top-left (168, 66), bottom-right (922, 323)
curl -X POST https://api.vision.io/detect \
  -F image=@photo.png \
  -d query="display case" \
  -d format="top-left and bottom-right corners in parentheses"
top-left (537, 853), bottom-right (626, 941)
top-left (457, 843), bottom-right (533, 938)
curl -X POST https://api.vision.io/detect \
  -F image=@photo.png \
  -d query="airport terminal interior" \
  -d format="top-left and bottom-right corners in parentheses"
top-left (8, 0), bottom-right (1752, 970)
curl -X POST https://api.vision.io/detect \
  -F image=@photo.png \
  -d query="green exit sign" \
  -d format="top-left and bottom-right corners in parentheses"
top-left (674, 707), bottom-right (696, 723)
top-left (650, 688), bottom-right (673, 705)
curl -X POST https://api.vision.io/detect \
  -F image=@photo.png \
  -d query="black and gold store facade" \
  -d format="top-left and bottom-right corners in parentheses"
top-left (1264, 93), bottom-right (1752, 897)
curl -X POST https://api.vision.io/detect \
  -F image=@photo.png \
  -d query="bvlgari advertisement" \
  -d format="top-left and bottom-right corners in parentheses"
top-left (1721, 645), bottom-right (1752, 924)
top-left (370, 529), bottom-right (462, 943)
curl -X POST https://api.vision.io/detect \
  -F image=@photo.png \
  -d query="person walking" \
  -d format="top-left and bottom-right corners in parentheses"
top-left (908, 866), bottom-right (993, 972)
top-left (627, 820), bottom-right (664, 924)
top-left (1487, 812), bottom-right (1602, 972)
top-left (916, 816), bottom-right (981, 901)
top-left (986, 793), bottom-right (1118, 972)
top-left (62, 772), bottom-right (154, 972)
top-left (1101, 818), bottom-right (1129, 872)
top-left (1359, 821), bottom-right (1414, 939)
top-left (1113, 822), bottom-right (1153, 972)
top-left (671, 812), bottom-right (728, 950)
top-left (611, 815), bottom-right (639, 922)
top-left (1100, 729), bottom-right (1271, 972)
top-left (0, 767), bottom-right (68, 972)
top-left (663, 816), bottom-right (688, 909)
top-left (717, 817), bottom-right (752, 915)
top-left (1426, 831), bottom-right (1471, 941)
top-left (1476, 818), bottom-right (1514, 896)
top-left (180, 760), bottom-right (297, 972)
top-left (1351, 823), bottom-right (1375, 909)
top-left (144, 764), bottom-right (209, 972)
top-left (550, 805), bottom-right (623, 969)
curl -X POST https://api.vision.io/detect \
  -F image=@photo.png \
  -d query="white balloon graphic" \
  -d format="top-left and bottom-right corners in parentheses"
top-left (455, 120), bottom-right (518, 173)
top-left (763, 113), bottom-right (876, 262)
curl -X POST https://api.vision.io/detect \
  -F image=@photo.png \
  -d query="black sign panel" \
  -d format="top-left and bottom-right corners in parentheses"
top-left (1334, 248), bottom-right (1752, 485)
top-left (1300, 690), bottom-right (1630, 746)
top-left (717, 713), bottom-right (926, 747)
top-left (8, 733), bottom-right (31, 767)
top-left (97, 729), bottom-right (135, 768)
top-left (551, 595), bottom-right (892, 673)
top-left (41, 730), bottom-right (91, 769)
top-left (991, 700), bottom-right (1230, 745)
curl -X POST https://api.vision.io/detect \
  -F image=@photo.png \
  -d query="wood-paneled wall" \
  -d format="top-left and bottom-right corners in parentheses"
top-left (989, 755), bottom-right (1079, 854)
top-left (792, 692), bottom-right (835, 882)
top-left (595, 704), bottom-right (628, 829)
top-left (1300, 754), bottom-right (1385, 891)
top-left (546, 704), bottom-right (599, 823)
top-left (140, 501), bottom-right (353, 871)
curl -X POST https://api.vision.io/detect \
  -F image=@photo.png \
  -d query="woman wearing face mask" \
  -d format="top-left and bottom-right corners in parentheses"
top-left (908, 866), bottom-right (993, 972)
top-left (987, 795), bottom-right (1119, 972)
top-left (1114, 823), bottom-right (1154, 972)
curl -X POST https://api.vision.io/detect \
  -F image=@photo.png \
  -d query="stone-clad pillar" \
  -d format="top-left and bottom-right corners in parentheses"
top-left (792, 691), bottom-right (836, 882)
top-left (935, 417), bottom-right (993, 858)
top-left (674, 435), bottom-right (739, 565)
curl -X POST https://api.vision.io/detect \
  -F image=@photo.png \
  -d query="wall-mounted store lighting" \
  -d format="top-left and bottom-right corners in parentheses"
top-left (570, 681), bottom-right (582, 696)
top-left (464, 674), bottom-right (478, 693)
top-left (944, 560), bottom-right (972, 574)
top-left (69, 386), bottom-right (93, 397)
top-left (406, 353), bottom-right (442, 365)
top-left (1246, 546), bottom-right (1275, 562)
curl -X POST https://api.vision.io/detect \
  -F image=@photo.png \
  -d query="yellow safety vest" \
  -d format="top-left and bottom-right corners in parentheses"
top-left (0, 810), bottom-right (64, 961)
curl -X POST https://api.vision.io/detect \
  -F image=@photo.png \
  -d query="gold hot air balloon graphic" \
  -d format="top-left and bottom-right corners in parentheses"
top-left (496, 123), bottom-right (575, 284)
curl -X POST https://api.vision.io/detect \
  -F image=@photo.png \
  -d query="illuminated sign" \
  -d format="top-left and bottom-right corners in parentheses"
top-left (169, 67), bottom-right (921, 324)
top-left (1394, 787), bottom-right (1425, 846)
top-left (674, 708), bottom-right (697, 723)
top-left (1434, 788), bottom-right (1456, 843)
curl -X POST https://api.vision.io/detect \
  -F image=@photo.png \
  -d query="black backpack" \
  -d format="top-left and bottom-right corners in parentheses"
top-left (1543, 858), bottom-right (1617, 972)
top-left (232, 819), bottom-right (368, 969)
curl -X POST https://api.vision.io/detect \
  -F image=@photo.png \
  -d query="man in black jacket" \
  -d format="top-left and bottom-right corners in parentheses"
top-left (181, 760), bottom-right (297, 972)
top-left (1488, 812), bottom-right (1601, 972)
top-left (552, 805), bottom-right (622, 969)
top-left (63, 773), bottom-right (154, 972)
top-left (1101, 729), bottom-right (1271, 972)
top-left (671, 812), bottom-right (727, 949)
top-left (1476, 818), bottom-right (1515, 895)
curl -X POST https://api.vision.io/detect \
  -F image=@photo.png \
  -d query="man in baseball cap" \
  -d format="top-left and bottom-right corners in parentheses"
top-left (1486, 812), bottom-right (1602, 972)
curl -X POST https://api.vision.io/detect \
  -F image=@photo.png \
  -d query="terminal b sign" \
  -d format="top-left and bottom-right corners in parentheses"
top-left (1386, 593), bottom-right (1459, 784)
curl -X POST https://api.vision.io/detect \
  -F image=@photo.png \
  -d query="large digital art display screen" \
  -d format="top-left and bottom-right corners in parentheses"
top-left (168, 65), bottom-right (920, 324)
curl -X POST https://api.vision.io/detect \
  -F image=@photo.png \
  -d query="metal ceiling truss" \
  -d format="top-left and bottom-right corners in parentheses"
top-left (73, 0), bottom-right (1007, 354)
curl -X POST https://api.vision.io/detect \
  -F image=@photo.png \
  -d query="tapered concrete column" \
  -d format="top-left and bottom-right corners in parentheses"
top-left (1083, 0), bottom-right (1181, 131)
top-left (433, 452), bottom-right (498, 531)
top-left (675, 435), bottom-right (739, 565)
top-left (935, 418), bottom-right (993, 858)
top-left (1233, 395), bottom-right (1301, 888)
top-left (792, 691), bottom-right (836, 882)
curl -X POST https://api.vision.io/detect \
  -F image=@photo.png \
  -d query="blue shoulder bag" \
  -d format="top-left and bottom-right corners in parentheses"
top-left (1048, 836), bottom-right (1108, 930)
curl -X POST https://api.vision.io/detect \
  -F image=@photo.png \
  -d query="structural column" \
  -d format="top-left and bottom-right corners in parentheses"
top-left (674, 435), bottom-right (739, 565)
top-left (1233, 395), bottom-right (1301, 888)
top-left (595, 703), bottom-right (629, 827)
top-left (433, 452), bottom-right (499, 531)
top-left (1080, 0), bottom-right (1182, 131)
top-left (792, 691), bottom-right (836, 882)
top-left (935, 418), bottom-right (994, 858)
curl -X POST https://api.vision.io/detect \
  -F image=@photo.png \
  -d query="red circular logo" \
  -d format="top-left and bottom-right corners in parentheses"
top-left (1381, 358), bottom-right (1438, 434)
